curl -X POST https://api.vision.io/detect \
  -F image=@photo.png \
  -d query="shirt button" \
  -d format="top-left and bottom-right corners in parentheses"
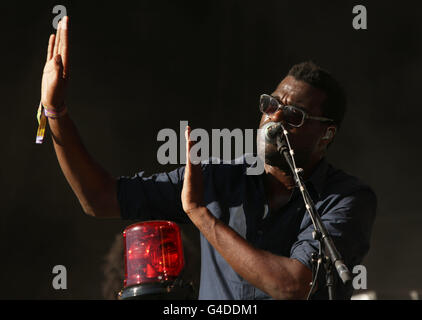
top-left (257, 230), bottom-right (263, 236)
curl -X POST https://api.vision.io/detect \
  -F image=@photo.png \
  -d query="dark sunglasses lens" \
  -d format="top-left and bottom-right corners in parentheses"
top-left (284, 106), bottom-right (304, 126)
top-left (260, 95), bottom-right (279, 114)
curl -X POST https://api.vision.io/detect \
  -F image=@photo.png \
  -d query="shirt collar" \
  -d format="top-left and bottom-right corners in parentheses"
top-left (254, 156), bottom-right (329, 203)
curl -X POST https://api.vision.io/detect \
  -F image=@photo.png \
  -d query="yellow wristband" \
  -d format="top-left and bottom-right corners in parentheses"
top-left (35, 102), bottom-right (47, 144)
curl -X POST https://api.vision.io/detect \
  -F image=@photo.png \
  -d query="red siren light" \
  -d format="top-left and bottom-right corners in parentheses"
top-left (123, 221), bottom-right (185, 288)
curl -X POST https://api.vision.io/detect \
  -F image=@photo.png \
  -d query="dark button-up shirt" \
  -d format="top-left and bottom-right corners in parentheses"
top-left (116, 155), bottom-right (377, 300)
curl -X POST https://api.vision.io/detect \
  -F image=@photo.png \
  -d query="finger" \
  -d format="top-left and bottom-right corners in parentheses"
top-left (54, 54), bottom-right (63, 70)
top-left (60, 16), bottom-right (69, 79)
top-left (185, 126), bottom-right (192, 167)
top-left (46, 34), bottom-right (55, 62)
top-left (185, 126), bottom-right (200, 166)
top-left (53, 20), bottom-right (62, 57)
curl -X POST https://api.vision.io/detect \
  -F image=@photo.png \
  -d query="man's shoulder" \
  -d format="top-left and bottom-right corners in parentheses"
top-left (322, 161), bottom-right (377, 208)
top-left (326, 162), bottom-right (375, 193)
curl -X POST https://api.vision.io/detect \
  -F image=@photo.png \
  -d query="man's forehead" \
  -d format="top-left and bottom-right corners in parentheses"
top-left (271, 76), bottom-right (326, 111)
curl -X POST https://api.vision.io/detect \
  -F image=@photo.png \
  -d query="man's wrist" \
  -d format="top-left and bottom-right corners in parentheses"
top-left (43, 102), bottom-right (68, 119)
top-left (188, 206), bottom-right (216, 233)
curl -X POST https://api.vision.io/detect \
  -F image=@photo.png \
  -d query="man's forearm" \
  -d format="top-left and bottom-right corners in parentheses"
top-left (48, 113), bottom-right (120, 218)
top-left (187, 207), bottom-right (311, 299)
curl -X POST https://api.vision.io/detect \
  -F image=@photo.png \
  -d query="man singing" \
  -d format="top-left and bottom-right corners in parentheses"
top-left (40, 16), bottom-right (376, 300)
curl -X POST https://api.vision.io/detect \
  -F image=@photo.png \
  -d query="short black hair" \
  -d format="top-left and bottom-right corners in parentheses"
top-left (288, 61), bottom-right (347, 130)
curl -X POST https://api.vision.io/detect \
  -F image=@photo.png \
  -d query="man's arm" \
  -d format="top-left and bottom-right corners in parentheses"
top-left (41, 17), bottom-right (120, 218)
top-left (49, 114), bottom-right (120, 218)
top-left (181, 126), bottom-right (312, 299)
top-left (189, 207), bottom-right (312, 299)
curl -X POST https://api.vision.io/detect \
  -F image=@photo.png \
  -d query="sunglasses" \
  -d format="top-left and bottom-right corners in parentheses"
top-left (259, 94), bottom-right (334, 128)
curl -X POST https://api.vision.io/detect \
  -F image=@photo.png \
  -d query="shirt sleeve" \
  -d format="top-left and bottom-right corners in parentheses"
top-left (116, 166), bottom-right (191, 223)
top-left (290, 187), bottom-right (377, 272)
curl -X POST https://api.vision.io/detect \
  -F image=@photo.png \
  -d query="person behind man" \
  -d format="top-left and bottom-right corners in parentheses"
top-left (41, 17), bottom-right (376, 300)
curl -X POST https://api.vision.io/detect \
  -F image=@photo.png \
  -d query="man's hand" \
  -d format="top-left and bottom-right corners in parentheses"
top-left (41, 16), bottom-right (69, 110)
top-left (181, 126), bottom-right (205, 215)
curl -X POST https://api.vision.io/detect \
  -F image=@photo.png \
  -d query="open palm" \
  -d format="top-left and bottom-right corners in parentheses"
top-left (41, 16), bottom-right (69, 110)
top-left (181, 126), bottom-right (205, 215)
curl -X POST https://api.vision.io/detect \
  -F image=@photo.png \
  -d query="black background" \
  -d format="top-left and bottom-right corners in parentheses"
top-left (1, 0), bottom-right (421, 299)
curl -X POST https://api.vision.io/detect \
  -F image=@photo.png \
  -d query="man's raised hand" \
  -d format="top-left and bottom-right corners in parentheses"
top-left (181, 126), bottom-right (205, 216)
top-left (41, 16), bottom-right (69, 110)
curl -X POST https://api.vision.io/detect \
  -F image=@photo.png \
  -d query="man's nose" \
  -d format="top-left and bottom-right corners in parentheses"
top-left (268, 108), bottom-right (284, 123)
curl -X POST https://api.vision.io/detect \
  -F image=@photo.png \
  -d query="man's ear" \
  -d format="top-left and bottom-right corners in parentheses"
top-left (321, 126), bottom-right (337, 144)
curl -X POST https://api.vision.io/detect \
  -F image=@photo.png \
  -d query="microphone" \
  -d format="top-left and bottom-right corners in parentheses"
top-left (264, 122), bottom-right (290, 155)
top-left (264, 122), bottom-right (284, 143)
top-left (335, 260), bottom-right (353, 284)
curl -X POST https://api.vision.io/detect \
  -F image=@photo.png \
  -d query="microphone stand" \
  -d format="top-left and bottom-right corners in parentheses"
top-left (273, 129), bottom-right (352, 300)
